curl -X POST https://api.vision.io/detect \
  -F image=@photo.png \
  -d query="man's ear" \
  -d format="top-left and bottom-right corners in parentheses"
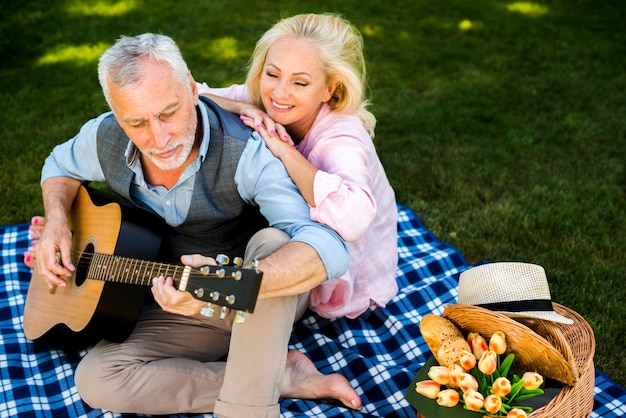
top-left (189, 71), bottom-right (199, 104)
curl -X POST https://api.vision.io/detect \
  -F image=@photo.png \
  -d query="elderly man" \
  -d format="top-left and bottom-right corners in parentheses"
top-left (33, 33), bottom-right (361, 417)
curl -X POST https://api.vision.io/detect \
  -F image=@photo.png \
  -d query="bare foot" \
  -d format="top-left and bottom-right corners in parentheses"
top-left (24, 216), bottom-right (44, 269)
top-left (282, 350), bottom-right (362, 411)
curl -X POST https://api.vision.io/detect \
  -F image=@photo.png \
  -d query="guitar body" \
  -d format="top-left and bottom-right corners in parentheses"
top-left (23, 186), bottom-right (162, 349)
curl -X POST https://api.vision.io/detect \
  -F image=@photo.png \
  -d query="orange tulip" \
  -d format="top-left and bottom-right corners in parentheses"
top-left (436, 388), bottom-right (460, 407)
top-left (492, 377), bottom-right (512, 397)
top-left (489, 331), bottom-right (507, 355)
top-left (448, 363), bottom-right (464, 388)
top-left (507, 408), bottom-right (528, 418)
top-left (522, 372), bottom-right (544, 390)
top-left (415, 380), bottom-right (441, 399)
top-left (463, 389), bottom-right (484, 411)
top-left (467, 332), bottom-right (488, 360)
top-left (457, 372), bottom-right (479, 392)
top-left (427, 366), bottom-right (451, 385)
top-left (484, 394), bottom-right (502, 414)
top-left (459, 350), bottom-right (476, 371)
top-left (478, 350), bottom-right (498, 375)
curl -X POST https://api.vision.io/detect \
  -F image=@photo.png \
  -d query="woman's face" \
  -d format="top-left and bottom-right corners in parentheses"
top-left (259, 36), bottom-right (337, 140)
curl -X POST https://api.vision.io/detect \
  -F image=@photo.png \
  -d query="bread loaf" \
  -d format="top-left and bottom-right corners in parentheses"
top-left (420, 314), bottom-right (471, 366)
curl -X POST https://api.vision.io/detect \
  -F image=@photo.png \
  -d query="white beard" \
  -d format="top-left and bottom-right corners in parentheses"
top-left (141, 117), bottom-right (198, 171)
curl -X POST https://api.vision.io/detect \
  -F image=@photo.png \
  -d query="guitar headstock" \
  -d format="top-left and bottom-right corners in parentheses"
top-left (182, 265), bottom-right (263, 313)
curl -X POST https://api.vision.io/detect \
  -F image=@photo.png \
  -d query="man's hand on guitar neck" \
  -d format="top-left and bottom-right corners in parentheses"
top-left (151, 254), bottom-right (217, 316)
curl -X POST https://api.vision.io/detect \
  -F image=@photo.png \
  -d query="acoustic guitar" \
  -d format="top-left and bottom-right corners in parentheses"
top-left (23, 185), bottom-right (263, 349)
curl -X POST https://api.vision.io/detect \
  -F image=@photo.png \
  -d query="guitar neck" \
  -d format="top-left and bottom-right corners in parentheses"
top-left (81, 252), bottom-right (262, 313)
top-left (85, 252), bottom-right (189, 288)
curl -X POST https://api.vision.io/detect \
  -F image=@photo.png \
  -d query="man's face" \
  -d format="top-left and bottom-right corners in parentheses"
top-left (108, 58), bottom-right (199, 171)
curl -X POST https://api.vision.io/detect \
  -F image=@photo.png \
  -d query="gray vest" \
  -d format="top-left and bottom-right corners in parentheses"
top-left (96, 96), bottom-right (268, 262)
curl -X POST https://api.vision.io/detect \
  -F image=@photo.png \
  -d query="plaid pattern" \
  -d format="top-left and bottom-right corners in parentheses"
top-left (1, 205), bottom-right (624, 417)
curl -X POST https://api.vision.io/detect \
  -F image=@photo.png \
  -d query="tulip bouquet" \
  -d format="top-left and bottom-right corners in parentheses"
top-left (415, 330), bottom-right (545, 417)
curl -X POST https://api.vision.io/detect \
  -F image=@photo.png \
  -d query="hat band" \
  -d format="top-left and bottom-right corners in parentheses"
top-left (476, 299), bottom-right (554, 312)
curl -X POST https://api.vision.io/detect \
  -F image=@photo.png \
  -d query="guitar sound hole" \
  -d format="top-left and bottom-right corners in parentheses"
top-left (75, 243), bottom-right (95, 287)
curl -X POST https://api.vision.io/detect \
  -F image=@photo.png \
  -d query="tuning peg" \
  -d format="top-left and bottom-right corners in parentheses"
top-left (201, 303), bottom-right (215, 317)
top-left (219, 306), bottom-right (228, 320)
top-left (235, 311), bottom-right (245, 324)
top-left (216, 254), bottom-right (230, 266)
top-left (233, 257), bottom-right (243, 267)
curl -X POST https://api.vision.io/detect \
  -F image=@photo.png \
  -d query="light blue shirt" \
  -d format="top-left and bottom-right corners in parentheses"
top-left (41, 102), bottom-right (348, 281)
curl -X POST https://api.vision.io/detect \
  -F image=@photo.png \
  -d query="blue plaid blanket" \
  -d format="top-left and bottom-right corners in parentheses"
top-left (1, 205), bottom-right (624, 417)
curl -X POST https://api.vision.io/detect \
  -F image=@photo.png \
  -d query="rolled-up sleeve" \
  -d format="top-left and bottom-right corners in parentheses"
top-left (234, 134), bottom-right (349, 281)
top-left (41, 113), bottom-right (109, 184)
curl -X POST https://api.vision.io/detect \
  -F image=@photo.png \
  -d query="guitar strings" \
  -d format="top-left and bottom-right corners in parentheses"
top-left (64, 251), bottom-right (245, 278)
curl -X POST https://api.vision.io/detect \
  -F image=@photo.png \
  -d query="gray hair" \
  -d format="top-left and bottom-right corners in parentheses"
top-left (98, 33), bottom-right (191, 107)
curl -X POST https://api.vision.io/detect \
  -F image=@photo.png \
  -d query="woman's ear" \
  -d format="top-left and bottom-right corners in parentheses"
top-left (324, 81), bottom-right (340, 102)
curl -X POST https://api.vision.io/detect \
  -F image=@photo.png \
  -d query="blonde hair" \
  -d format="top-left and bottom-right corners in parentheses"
top-left (245, 13), bottom-right (376, 137)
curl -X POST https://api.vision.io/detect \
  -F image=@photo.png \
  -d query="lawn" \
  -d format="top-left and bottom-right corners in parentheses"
top-left (1, 0), bottom-right (624, 388)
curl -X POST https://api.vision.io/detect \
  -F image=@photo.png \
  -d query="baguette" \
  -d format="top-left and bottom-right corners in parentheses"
top-left (420, 314), bottom-right (471, 366)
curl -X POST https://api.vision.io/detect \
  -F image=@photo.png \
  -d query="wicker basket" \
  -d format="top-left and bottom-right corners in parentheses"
top-left (417, 303), bottom-right (595, 418)
top-left (443, 304), bottom-right (579, 386)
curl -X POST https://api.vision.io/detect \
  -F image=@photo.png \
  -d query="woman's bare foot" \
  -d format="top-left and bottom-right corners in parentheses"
top-left (24, 216), bottom-right (44, 269)
top-left (282, 350), bottom-right (362, 411)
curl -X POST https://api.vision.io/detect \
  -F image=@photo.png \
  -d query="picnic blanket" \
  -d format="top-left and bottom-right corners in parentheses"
top-left (1, 204), bottom-right (624, 417)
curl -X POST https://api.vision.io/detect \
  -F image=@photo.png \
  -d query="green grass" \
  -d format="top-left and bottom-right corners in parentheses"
top-left (1, 0), bottom-right (624, 387)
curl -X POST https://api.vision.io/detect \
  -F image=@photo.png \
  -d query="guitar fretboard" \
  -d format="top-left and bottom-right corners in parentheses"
top-left (85, 253), bottom-right (185, 287)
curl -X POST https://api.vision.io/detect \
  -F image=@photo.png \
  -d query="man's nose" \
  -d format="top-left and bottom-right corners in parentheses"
top-left (150, 121), bottom-right (169, 148)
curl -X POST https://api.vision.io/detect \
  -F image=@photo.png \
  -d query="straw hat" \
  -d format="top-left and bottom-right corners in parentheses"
top-left (458, 262), bottom-right (574, 324)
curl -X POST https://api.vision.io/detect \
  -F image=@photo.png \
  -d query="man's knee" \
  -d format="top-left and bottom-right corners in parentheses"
top-left (74, 350), bottom-right (120, 410)
top-left (74, 355), bottom-right (103, 407)
top-left (245, 227), bottom-right (290, 264)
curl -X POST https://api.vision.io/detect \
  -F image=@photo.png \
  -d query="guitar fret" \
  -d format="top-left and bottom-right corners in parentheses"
top-left (163, 263), bottom-right (172, 280)
top-left (128, 257), bottom-right (136, 284)
top-left (88, 253), bottom-right (104, 281)
top-left (148, 262), bottom-right (156, 285)
top-left (127, 257), bottom-right (137, 284)
top-left (118, 257), bottom-right (126, 282)
top-left (135, 258), bottom-right (146, 285)
top-left (112, 255), bottom-right (123, 283)
top-left (109, 255), bottom-right (118, 282)
top-left (120, 256), bottom-right (130, 283)
top-left (155, 262), bottom-right (164, 279)
top-left (124, 257), bottom-right (133, 283)
top-left (106, 254), bottom-right (116, 282)
top-left (172, 265), bottom-right (181, 288)
top-left (141, 259), bottom-right (151, 286)
top-left (134, 258), bottom-right (144, 285)
top-left (99, 254), bottom-right (110, 281)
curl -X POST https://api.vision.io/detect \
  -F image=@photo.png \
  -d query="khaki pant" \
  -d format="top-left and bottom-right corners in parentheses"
top-left (75, 228), bottom-right (310, 418)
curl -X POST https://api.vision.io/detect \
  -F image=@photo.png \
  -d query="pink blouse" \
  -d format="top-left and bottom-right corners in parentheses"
top-left (198, 83), bottom-right (398, 318)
